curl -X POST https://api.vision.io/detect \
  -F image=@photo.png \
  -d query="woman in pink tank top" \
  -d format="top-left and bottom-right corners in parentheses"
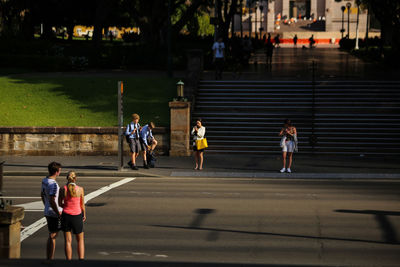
top-left (58, 171), bottom-right (86, 260)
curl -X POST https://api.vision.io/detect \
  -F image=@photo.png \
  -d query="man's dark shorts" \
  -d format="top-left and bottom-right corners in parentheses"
top-left (46, 216), bottom-right (62, 233)
top-left (140, 138), bottom-right (153, 151)
top-left (62, 213), bottom-right (84, 234)
top-left (129, 138), bottom-right (141, 153)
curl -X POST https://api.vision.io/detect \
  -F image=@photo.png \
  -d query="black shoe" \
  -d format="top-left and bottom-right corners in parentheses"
top-left (128, 161), bottom-right (132, 167)
top-left (131, 165), bottom-right (139, 170)
top-left (143, 163), bottom-right (149, 169)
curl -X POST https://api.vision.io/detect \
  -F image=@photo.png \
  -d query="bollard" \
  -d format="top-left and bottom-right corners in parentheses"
top-left (0, 161), bottom-right (4, 195)
top-left (0, 206), bottom-right (24, 258)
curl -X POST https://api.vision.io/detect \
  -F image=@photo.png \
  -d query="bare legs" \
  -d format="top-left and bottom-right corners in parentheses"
top-left (46, 232), bottom-right (58, 260)
top-left (131, 152), bottom-right (139, 166)
top-left (282, 151), bottom-right (293, 169)
top-left (194, 151), bottom-right (204, 170)
top-left (64, 232), bottom-right (85, 260)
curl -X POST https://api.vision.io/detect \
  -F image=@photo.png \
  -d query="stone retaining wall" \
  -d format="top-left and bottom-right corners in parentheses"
top-left (0, 127), bottom-right (169, 156)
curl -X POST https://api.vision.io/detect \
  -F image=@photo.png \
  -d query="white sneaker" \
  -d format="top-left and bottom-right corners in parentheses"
top-left (280, 168), bottom-right (286, 173)
top-left (286, 168), bottom-right (292, 173)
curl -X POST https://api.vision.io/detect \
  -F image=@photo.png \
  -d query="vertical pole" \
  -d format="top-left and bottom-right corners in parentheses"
top-left (117, 81), bottom-right (124, 171)
top-left (341, 11), bottom-right (344, 39)
top-left (255, 6), bottom-right (257, 39)
top-left (167, 0), bottom-right (173, 77)
top-left (347, 7), bottom-right (350, 38)
top-left (240, 0), bottom-right (243, 39)
top-left (365, 9), bottom-right (370, 51)
top-left (355, 4), bottom-right (360, 50)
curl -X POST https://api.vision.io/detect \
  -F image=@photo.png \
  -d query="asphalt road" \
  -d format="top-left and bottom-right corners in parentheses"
top-left (2, 176), bottom-right (400, 266)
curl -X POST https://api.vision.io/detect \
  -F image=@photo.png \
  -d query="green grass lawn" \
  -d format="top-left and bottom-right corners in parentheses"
top-left (0, 74), bottom-right (177, 127)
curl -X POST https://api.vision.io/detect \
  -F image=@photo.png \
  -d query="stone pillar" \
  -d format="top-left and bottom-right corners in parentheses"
top-left (282, 0), bottom-right (289, 19)
top-left (267, 1), bottom-right (275, 33)
top-left (169, 101), bottom-right (191, 157)
top-left (0, 206), bottom-right (24, 258)
top-left (311, 0), bottom-right (317, 18)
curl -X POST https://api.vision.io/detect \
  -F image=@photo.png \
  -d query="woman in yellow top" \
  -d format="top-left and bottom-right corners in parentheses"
top-left (191, 119), bottom-right (206, 170)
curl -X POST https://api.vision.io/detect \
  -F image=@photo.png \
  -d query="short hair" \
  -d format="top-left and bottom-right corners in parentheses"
top-left (148, 122), bottom-right (155, 129)
top-left (284, 119), bottom-right (292, 126)
top-left (132, 113), bottom-right (140, 120)
top-left (48, 162), bottom-right (62, 175)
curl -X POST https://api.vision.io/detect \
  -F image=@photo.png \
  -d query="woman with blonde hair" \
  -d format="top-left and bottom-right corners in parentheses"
top-left (58, 171), bottom-right (86, 260)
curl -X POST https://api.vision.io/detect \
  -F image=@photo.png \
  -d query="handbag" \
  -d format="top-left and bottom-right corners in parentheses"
top-left (195, 138), bottom-right (208, 150)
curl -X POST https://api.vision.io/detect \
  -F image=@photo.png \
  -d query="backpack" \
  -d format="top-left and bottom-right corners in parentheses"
top-left (146, 151), bottom-right (156, 168)
top-left (125, 124), bottom-right (131, 143)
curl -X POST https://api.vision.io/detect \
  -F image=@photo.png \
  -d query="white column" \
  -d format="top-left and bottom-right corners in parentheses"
top-left (311, 0), bottom-right (317, 18)
top-left (267, 1), bottom-right (275, 32)
top-left (282, 0), bottom-right (289, 19)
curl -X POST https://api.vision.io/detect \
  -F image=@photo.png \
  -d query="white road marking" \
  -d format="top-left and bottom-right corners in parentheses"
top-left (20, 177), bottom-right (136, 242)
top-left (0, 197), bottom-right (41, 199)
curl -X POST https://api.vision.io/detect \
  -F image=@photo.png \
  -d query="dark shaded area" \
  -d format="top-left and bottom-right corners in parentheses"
top-left (335, 209), bottom-right (400, 244)
top-left (189, 209), bottom-right (216, 228)
top-left (0, 259), bottom-right (340, 267)
top-left (151, 223), bottom-right (397, 245)
top-left (86, 202), bottom-right (106, 207)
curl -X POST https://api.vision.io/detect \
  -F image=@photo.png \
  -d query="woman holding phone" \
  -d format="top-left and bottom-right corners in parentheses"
top-left (191, 119), bottom-right (206, 170)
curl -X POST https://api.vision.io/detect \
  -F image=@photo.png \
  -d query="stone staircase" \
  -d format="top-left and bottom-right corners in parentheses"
top-left (192, 80), bottom-right (400, 155)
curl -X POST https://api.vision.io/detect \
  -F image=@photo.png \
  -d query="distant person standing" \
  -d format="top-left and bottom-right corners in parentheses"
top-left (274, 34), bottom-right (281, 48)
top-left (293, 34), bottom-right (298, 46)
top-left (264, 39), bottom-right (274, 69)
top-left (212, 37), bottom-right (225, 80)
top-left (309, 34), bottom-right (316, 48)
top-left (279, 119), bottom-right (298, 173)
top-left (58, 171), bottom-right (86, 260)
top-left (41, 162), bottom-right (63, 260)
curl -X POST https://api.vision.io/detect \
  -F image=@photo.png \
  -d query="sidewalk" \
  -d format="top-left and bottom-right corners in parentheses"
top-left (2, 154), bottom-right (400, 179)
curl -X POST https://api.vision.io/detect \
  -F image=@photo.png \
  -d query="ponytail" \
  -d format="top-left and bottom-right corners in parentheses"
top-left (66, 171), bottom-right (78, 197)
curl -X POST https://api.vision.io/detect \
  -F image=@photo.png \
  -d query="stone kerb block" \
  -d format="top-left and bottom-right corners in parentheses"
top-left (169, 101), bottom-right (191, 157)
top-left (0, 206), bottom-right (24, 259)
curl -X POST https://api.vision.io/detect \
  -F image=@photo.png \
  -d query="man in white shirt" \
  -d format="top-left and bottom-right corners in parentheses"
top-left (212, 37), bottom-right (225, 80)
top-left (41, 161), bottom-right (63, 260)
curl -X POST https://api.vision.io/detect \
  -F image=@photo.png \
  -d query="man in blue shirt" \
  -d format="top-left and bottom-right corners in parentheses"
top-left (125, 113), bottom-right (141, 170)
top-left (140, 122), bottom-right (157, 168)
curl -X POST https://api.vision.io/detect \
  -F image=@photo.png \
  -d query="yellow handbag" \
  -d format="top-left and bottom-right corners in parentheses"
top-left (195, 138), bottom-right (208, 150)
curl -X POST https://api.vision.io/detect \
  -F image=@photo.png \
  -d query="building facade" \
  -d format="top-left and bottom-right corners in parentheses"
top-left (234, 0), bottom-right (369, 38)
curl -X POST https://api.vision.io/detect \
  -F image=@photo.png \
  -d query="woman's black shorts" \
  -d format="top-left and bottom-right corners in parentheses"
top-left (192, 146), bottom-right (204, 153)
top-left (62, 213), bottom-right (84, 234)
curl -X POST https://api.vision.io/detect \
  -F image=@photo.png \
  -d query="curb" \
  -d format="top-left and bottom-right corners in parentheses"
top-left (4, 171), bottom-right (160, 178)
top-left (4, 171), bottom-right (400, 179)
top-left (170, 172), bottom-right (400, 179)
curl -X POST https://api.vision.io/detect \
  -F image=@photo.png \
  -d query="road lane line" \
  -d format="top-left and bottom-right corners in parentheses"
top-left (0, 197), bottom-right (41, 199)
top-left (20, 177), bottom-right (136, 242)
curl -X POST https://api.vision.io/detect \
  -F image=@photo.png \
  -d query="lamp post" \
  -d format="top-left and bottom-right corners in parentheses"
top-left (255, 4), bottom-right (258, 39)
top-left (240, 0), bottom-right (243, 39)
top-left (176, 80), bottom-right (184, 101)
top-left (341, 6), bottom-right (346, 39)
top-left (259, 5), bottom-right (264, 40)
top-left (346, 2), bottom-right (351, 39)
top-left (355, 0), bottom-right (360, 50)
